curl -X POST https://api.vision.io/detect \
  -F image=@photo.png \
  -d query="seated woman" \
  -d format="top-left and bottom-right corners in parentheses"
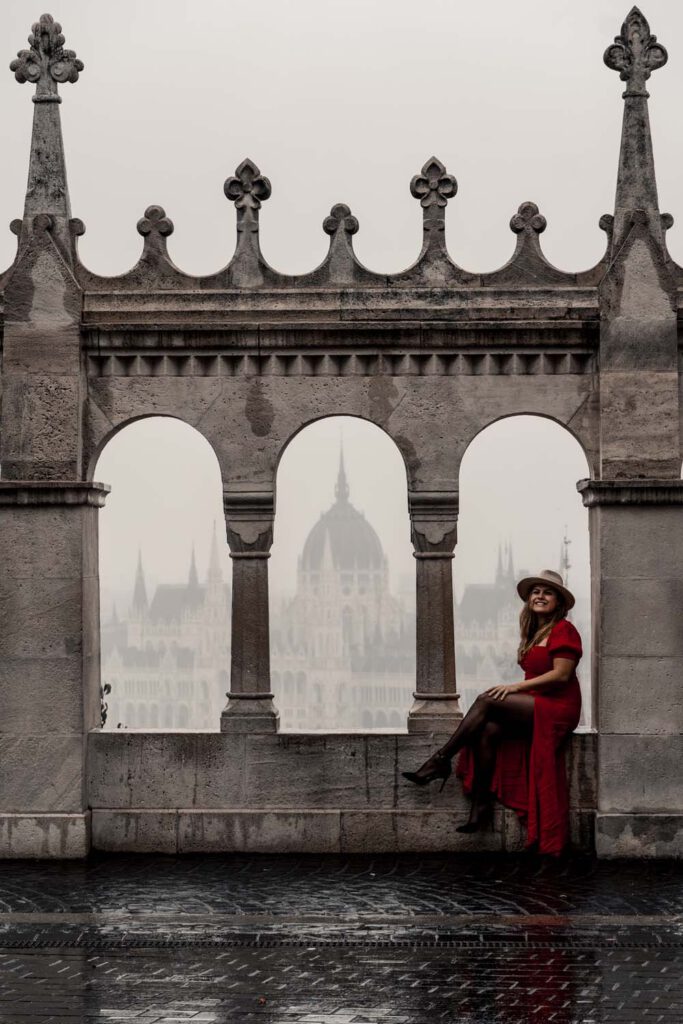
top-left (402, 569), bottom-right (582, 856)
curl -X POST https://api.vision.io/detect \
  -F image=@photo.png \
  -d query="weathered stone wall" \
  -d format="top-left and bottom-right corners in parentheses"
top-left (86, 731), bottom-right (596, 854)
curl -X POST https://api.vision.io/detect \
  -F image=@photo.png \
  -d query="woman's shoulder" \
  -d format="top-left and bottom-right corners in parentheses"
top-left (548, 618), bottom-right (582, 653)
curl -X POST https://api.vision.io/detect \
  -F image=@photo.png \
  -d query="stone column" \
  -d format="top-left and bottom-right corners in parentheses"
top-left (220, 491), bottom-right (279, 733)
top-left (0, 482), bottom-right (109, 858)
top-left (407, 492), bottom-right (462, 734)
top-left (579, 480), bottom-right (683, 857)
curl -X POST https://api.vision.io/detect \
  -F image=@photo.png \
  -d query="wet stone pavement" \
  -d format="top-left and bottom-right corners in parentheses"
top-left (0, 854), bottom-right (681, 1023)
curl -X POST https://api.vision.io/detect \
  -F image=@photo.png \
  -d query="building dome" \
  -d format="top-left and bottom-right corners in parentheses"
top-left (300, 450), bottom-right (385, 572)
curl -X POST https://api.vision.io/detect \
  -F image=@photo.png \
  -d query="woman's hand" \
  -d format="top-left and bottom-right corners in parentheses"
top-left (484, 683), bottom-right (522, 701)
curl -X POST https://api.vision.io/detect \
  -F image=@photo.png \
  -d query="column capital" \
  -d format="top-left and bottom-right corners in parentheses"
top-left (408, 490), bottom-right (458, 553)
top-left (0, 481), bottom-right (110, 507)
top-left (223, 489), bottom-right (274, 553)
top-left (578, 478), bottom-right (683, 507)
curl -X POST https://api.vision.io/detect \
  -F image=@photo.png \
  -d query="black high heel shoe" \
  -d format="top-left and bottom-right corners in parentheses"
top-left (402, 752), bottom-right (452, 793)
top-left (456, 801), bottom-right (494, 833)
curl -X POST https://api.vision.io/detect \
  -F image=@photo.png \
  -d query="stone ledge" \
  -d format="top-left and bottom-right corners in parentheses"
top-left (91, 807), bottom-right (595, 855)
top-left (596, 813), bottom-right (683, 858)
top-left (0, 813), bottom-right (90, 858)
top-left (578, 479), bottom-right (683, 507)
top-left (0, 482), bottom-right (110, 507)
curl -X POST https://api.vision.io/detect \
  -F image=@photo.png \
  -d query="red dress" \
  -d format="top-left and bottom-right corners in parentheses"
top-left (456, 618), bottom-right (582, 855)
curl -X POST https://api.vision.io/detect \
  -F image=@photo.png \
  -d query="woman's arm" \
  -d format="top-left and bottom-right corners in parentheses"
top-left (485, 657), bottom-right (576, 700)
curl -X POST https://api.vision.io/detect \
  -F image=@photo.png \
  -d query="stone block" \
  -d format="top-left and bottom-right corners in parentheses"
top-left (87, 733), bottom-right (198, 808)
top-left (599, 657), bottom-right (683, 734)
top-left (567, 732), bottom-right (597, 808)
top-left (596, 813), bottom-right (683, 858)
top-left (0, 373), bottom-right (81, 478)
top-left (91, 810), bottom-right (178, 853)
top-left (599, 734), bottom-right (683, 812)
top-left (0, 508), bottom-right (84, 580)
top-left (0, 657), bottom-right (84, 733)
top-left (0, 812), bottom-right (90, 859)
top-left (0, 578), bottom-right (83, 658)
top-left (339, 809), bottom-right (503, 853)
top-left (191, 733), bottom-right (248, 807)
top-left (178, 810), bottom-right (341, 853)
top-left (600, 578), bottom-right (683, 658)
top-left (0, 734), bottom-right (84, 812)
top-left (244, 733), bottom-right (381, 809)
top-left (599, 370), bottom-right (680, 477)
top-left (598, 507), bottom-right (683, 579)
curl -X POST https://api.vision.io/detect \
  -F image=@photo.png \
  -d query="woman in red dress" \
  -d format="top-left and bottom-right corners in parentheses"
top-left (402, 569), bottom-right (582, 856)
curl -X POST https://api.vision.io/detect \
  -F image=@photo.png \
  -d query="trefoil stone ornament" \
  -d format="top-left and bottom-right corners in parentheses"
top-left (10, 13), bottom-right (83, 103)
top-left (410, 157), bottom-right (457, 253)
top-left (604, 7), bottom-right (667, 97)
top-left (510, 202), bottom-right (546, 235)
top-left (224, 158), bottom-right (272, 232)
top-left (323, 203), bottom-right (359, 237)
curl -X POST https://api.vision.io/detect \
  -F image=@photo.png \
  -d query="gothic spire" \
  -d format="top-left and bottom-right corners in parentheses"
top-left (506, 541), bottom-right (515, 583)
top-left (335, 443), bottom-right (350, 503)
top-left (10, 13), bottom-right (83, 251)
top-left (604, 8), bottom-right (668, 252)
top-left (207, 521), bottom-right (223, 584)
top-left (188, 545), bottom-right (199, 589)
top-left (132, 550), bottom-right (148, 614)
top-left (496, 542), bottom-right (504, 584)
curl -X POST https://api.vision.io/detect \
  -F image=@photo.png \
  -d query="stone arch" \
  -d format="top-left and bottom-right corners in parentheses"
top-left (456, 412), bottom-right (592, 724)
top-left (95, 415), bottom-right (230, 732)
top-left (271, 414), bottom-right (415, 732)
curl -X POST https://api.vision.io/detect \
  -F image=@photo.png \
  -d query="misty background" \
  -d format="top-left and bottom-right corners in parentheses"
top-left (5, 0), bottom-right (680, 728)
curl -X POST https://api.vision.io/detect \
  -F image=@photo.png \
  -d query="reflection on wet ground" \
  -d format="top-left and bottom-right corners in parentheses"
top-left (0, 853), bottom-right (681, 1022)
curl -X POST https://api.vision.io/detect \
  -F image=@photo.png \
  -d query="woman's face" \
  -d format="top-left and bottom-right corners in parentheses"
top-left (528, 585), bottom-right (559, 617)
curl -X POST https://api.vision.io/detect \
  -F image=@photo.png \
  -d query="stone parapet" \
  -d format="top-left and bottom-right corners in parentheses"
top-left (86, 730), bottom-right (595, 854)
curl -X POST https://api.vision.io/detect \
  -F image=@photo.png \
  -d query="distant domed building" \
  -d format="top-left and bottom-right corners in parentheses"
top-left (270, 449), bottom-right (415, 730)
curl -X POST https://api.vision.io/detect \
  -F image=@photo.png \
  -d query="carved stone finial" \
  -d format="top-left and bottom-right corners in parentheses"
top-left (224, 159), bottom-right (272, 224)
top-left (410, 157), bottom-right (457, 211)
top-left (137, 205), bottom-right (174, 239)
top-left (137, 205), bottom-right (174, 263)
top-left (410, 157), bottom-right (457, 254)
top-left (323, 203), bottom-right (359, 236)
top-left (510, 202), bottom-right (547, 235)
top-left (604, 7), bottom-right (667, 97)
top-left (10, 13), bottom-right (83, 103)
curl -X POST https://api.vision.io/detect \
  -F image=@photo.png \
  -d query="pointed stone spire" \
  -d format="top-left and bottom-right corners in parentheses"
top-left (188, 545), bottom-right (199, 589)
top-left (604, 8), bottom-right (669, 251)
top-left (335, 443), bottom-right (350, 503)
top-left (10, 13), bottom-right (83, 252)
top-left (496, 542), bottom-right (504, 584)
top-left (132, 550), bottom-right (148, 614)
top-left (223, 158), bottom-right (271, 285)
top-left (506, 541), bottom-right (515, 584)
top-left (207, 521), bottom-right (223, 584)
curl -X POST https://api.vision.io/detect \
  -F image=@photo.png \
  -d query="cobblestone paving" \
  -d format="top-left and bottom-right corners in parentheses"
top-left (0, 854), bottom-right (681, 1022)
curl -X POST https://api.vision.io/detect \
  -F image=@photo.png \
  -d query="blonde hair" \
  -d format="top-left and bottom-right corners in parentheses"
top-left (517, 588), bottom-right (567, 662)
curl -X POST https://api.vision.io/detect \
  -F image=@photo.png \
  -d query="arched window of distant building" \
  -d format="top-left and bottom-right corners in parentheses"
top-left (456, 415), bottom-right (592, 727)
top-left (271, 416), bottom-right (414, 733)
top-left (95, 417), bottom-right (231, 732)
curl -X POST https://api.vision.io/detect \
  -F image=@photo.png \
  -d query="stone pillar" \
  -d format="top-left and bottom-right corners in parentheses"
top-left (407, 492), bottom-right (462, 734)
top-left (579, 480), bottom-right (683, 857)
top-left (0, 481), bottom-right (109, 858)
top-left (220, 491), bottom-right (279, 733)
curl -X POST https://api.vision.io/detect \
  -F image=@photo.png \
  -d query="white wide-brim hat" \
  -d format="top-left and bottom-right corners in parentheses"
top-left (516, 569), bottom-right (575, 611)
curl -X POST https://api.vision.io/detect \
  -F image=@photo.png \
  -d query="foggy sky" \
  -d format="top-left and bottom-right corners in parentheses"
top-left (3, 0), bottom-right (674, 613)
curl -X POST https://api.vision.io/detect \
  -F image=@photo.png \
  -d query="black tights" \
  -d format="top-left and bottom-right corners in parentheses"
top-left (439, 693), bottom-right (535, 817)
